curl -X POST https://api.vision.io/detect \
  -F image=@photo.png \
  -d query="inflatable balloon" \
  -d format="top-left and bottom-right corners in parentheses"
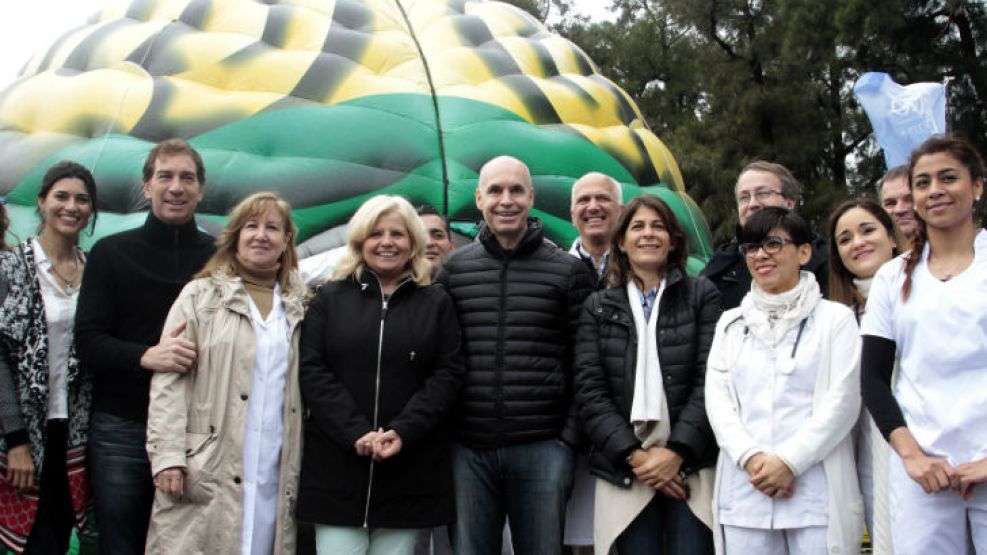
top-left (0, 0), bottom-right (712, 270)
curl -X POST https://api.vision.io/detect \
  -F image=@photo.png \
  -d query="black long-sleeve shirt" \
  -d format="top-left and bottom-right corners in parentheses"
top-left (74, 213), bottom-right (214, 422)
top-left (860, 334), bottom-right (906, 439)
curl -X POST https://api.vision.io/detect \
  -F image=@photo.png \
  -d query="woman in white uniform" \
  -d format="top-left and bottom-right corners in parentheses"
top-left (860, 134), bottom-right (987, 554)
top-left (145, 192), bottom-right (307, 555)
top-left (706, 207), bottom-right (863, 555)
top-left (827, 197), bottom-right (899, 554)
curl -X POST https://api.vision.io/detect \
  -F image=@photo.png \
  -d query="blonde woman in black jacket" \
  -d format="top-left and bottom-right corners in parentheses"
top-left (574, 194), bottom-right (721, 555)
top-left (297, 195), bottom-right (465, 555)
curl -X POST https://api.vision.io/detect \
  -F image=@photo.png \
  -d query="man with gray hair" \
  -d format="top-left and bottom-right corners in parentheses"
top-left (437, 156), bottom-right (595, 555)
top-left (878, 165), bottom-right (917, 239)
top-left (702, 160), bottom-right (828, 309)
top-left (568, 172), bottom-right (623, 282)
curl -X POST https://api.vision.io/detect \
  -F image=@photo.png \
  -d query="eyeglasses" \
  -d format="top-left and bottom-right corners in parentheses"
top-left (737, 189), bottom-right (785, 205)
top-left (739, 236), bottom-right (795, 257)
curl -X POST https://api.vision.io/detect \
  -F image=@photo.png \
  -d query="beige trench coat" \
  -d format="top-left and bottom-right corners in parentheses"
top-left (145, 270), bottom-right (307, 555)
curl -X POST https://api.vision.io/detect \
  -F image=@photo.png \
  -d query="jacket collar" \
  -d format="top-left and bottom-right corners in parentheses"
top-left (478, 217), bottom-right (545, 259)
top-left (357, 270), bottom-right (414, 300)
top-left (212, 270), bottom-right (307, 328)
top-left (597, 266), bottom-right (684, 319)
top-left (141, 211), bottom-right (203, 248)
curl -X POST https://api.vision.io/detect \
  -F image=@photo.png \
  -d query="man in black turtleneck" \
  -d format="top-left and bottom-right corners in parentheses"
top-left (702, 161), bottom-right (828, 310)
top-left (75, 138), bottom-right (215, 555)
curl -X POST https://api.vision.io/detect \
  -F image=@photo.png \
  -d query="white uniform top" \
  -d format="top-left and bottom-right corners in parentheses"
top-left (860, 229), bottom-right (987, 465)
top-left (240, 288), bottom-right (290, 555)
top-left (716, 316), bottom-right (829, 529)
top-left (32, 237), bottom-right (83, 420)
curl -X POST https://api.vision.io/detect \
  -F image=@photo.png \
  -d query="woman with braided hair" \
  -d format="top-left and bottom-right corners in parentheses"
top-left (860, 134), bottom-right (987, 553)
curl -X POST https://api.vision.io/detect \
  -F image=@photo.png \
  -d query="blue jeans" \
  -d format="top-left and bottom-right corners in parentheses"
top-left (87, 411), bottom-right (154, 555)
top-left (451, 439), bottom-right (575, 555)
top-left (615, 492), bottom-right (713, 555)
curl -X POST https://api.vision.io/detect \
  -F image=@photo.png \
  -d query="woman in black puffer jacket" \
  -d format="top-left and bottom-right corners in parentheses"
top-left (297, 195), bottom-right (465, 554)
top-left (574, 194), bottom-right (721, 554)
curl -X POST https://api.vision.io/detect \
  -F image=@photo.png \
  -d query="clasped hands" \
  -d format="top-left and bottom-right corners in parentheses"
top-left (354, 428), bottom-right (403, 461)
top-left (627, 446), bottom-right (687, 501)
top-left (890, 428), bottom-right (987, 499)
top-left (744, 452), bottom-right (795, 499)
top-left (901, 452), bottom-right (987, 500)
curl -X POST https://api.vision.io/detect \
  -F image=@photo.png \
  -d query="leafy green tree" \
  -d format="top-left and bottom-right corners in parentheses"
top-left (548, 0), bottom-right (987, 242)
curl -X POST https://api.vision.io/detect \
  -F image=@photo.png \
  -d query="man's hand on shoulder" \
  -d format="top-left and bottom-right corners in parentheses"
top-left (140, 321), bottom-right (197, 373)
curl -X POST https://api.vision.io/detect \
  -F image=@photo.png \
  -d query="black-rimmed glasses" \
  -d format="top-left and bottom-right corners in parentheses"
top-left (739, 236), bottom-right (795, 257)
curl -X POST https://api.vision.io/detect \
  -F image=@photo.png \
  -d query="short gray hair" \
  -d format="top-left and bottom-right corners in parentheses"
top-left (570, 172), bottom-right (623, 207)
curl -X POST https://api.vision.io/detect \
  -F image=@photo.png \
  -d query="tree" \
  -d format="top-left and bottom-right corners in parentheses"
top-left (549, 0), bottom-right (987, 242)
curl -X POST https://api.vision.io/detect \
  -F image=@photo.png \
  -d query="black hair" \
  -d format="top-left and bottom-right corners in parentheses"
top-left (740, 206), bottom-right (811, 245)
top-left (0, 201), bottom-right (9, 250)
top-left (38, 160), bottom-right (99, 232)
top-left (416, 203), bottom-right (451, 236)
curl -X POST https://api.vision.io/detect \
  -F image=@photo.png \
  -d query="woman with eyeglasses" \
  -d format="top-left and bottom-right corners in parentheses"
top-left (860, 135), bottom-right (987, 553)
top-left (827, 197), bottom-right (900, 553)
top-left (706, 206), bottom-right (862, 554)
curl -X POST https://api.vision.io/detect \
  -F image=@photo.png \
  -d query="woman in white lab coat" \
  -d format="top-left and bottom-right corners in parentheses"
top-left (706, 207), bottom-right (862, 554)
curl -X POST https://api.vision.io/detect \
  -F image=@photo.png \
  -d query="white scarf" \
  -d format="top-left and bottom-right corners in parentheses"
top-left (853, 276), bottom-right (873, 300)
top-left (627, 279), bottom-right (666, 424)
top-left (740, 271), bottom-right (820, 347)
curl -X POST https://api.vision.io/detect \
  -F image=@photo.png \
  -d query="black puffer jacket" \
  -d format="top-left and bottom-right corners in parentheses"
top-left (437, 219), bottom-right (595, 448)
top-left (296, 274), bottom-right (465, 528)
top-left (574, 269), bottom-right (721, 487)
top-left (702, 225), bottom-right (829, 310)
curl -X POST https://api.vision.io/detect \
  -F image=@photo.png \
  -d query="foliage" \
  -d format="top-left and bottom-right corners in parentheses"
top-left (540, 0), bottom-right (987, 243)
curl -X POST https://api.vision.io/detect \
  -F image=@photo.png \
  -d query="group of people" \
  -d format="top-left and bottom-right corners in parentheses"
top-left (0, 133), bottom-right (984, 555)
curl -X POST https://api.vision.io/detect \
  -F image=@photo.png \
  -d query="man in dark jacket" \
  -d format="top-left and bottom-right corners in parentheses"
top-left (75, 139), bottom-right (215, 555)
top-left (437, 156), bottom-right (595, 555)
top-left (702, 161), bottom-right (828, 309)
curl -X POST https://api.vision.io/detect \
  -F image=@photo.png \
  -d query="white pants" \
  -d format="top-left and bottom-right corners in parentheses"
top-left (890, 454), bottom-right (987, 555)
top-left (722, 525), bottom-right (827, 555)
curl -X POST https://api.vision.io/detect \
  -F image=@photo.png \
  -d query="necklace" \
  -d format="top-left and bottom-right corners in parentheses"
top-left (929, 247), bottom-right (975, 282)
top-left (50, 255), bottom-right (82, 294)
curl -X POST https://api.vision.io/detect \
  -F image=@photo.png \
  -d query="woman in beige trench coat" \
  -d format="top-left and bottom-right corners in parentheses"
top-left (145, 192), bottom-right (307, 555)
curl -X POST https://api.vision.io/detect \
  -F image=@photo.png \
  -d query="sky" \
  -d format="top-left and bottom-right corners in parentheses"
top-left (0, 0), bottom-right (614, 87)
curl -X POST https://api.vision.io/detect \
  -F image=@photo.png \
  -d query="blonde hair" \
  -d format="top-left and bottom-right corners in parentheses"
top-left (333, 195), bottom-right (431, 287)
top-left (196, 192), bottom-right (299, 288)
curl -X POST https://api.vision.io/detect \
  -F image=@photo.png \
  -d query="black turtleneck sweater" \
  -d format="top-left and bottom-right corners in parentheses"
top-left (75, 213), bottom-right (215, 422)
